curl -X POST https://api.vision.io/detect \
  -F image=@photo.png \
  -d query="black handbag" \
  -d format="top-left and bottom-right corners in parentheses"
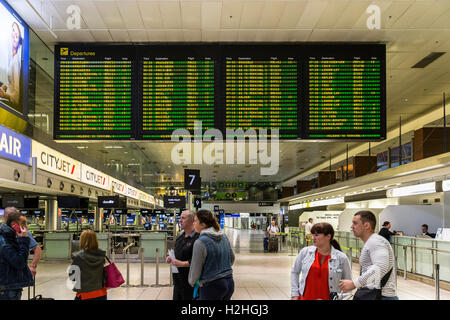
top-left (353, 268), bottom-right (392, 300)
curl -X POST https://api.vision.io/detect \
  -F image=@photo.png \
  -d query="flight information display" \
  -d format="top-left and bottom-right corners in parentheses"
top-left (306, 56), bottom-right (383, 139)
top-left (225, 57), bottom-right (298, 138)
top-left (54, 46), bottom-right (135, 139)
top-left (141, 57), bottom-right (215, 139)
top-left (54, 44), bottom-right (386, 141)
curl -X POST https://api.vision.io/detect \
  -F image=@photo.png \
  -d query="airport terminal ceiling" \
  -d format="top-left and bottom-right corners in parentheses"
top-left (6, 0), bottom-right (450, 187)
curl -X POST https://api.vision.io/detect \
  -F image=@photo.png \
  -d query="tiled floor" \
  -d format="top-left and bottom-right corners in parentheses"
top-left (22, 228), bottom-right (450, 300)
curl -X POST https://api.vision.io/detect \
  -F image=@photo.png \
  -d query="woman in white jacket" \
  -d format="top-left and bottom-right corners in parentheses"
top-left (291, 222), bottom-right (352, 300)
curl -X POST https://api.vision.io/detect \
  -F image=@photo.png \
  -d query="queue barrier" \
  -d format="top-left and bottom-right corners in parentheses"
top-left (140, 231), bottom-right (167, 260)
top-left (43, 232), bottom-right (73, 260)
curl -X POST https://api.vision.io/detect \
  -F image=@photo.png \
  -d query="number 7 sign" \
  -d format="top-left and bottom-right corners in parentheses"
top-left (184, 169), bottom-right (201, 191)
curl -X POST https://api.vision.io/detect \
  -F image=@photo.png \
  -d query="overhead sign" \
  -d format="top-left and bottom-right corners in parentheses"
top-left (184, 169), bottom-right (201, 191)
top-left (259, 202), bottom-right (274, 207)
top-left (164, 195), bottom-right (186, 209)
top-left (81, 164), bottom-right (110, 190)
top-left (98, 196), bottom-right (119, 208)
top-left (32, 140), bottom-right (81, 181)
top-left (194, 197), bottom-right (202, 208)
top-left (0, 124), bottom-right (31, 165)
top-left (214, 205), bottom-right (219, 212)
top-left (1, 194), bottom-right (24, 208)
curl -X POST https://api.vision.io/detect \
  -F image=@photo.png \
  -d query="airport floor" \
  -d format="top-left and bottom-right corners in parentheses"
top-left (23, 228), bottom-right (450, 300)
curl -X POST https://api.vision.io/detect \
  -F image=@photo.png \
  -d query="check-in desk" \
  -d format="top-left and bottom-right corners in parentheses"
top-left (140, 231), bottom-right (167, 259)
top-left (43, 232), bottom-right (73, 260)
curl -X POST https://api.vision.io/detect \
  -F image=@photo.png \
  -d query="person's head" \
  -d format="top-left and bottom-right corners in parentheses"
top-left (5, 209), bottom-right (22, 234)
top-left (79, 229), bottom-right (98, 251)
top-left (194, 210), bottom-right (220, 233)
top-left (3, 206), bottom-right (18, 223)
top-left (311, 222), bottom-right (341, 251)
top-left (180, 210), bottom-right (194, 230)
top-left (308, 218), bottom-right (313, 223)
top-left (271, 220), bottom-right (276, 226)
top-left (421, 224), bottom-right (429, 233)
top-left (19, 215), bottom-right (28, 228)
top-left (352, 211), bottom-right (376, 239)
top-left (11, 22), bottom-right (22, 52)
top-left (382, 221), bottom-right (391, 229)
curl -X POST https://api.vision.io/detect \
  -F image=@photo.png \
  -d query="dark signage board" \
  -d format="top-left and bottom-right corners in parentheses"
top-left (259, 202), bottom-right (274, 207)
top-left (1, 195), bottom-right (24, 208)
top-left (164, 195), bottom-right (186, 209)
top-left (98, 196), bottom-right (119, 208)
top-left (194, 197), bottom-right (202, 208)
top-left (214, 205), bottom-right (219, 212)
top-left (184, 169), bottom-right (201, 191)
top-left (154, 209), bottom-right (164, 215)
top-left (57, 196), bottom-right (79, 209)
top-left (54, 43), bottom-right (386, 141)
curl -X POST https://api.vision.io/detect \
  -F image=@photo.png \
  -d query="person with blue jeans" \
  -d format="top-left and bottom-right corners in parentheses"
top-left (0, 210), bottom-right (34, 300)
top-left (188, 210), bottom-right (235, 300)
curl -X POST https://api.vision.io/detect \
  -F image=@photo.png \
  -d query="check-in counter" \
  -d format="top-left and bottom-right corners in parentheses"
top-left (140, 231), bottom-right (167, 259)
top-left (44, 232), bottom-right (73, 260)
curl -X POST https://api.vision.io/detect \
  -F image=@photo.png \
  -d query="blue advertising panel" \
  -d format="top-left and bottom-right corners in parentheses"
top-left (0, 0), bottom-right (29, 116)
top-left (220, 214), bottom-right (225, 230)
top-left (0, 124), bottom-right (31, 165)
top-left (126, 215), bottom-right (135, 224)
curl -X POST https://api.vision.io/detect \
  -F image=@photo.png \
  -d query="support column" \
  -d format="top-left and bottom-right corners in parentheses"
top-left (45, 198), bottom-right (59, 231)
top-left (94, 206), bottom-right (102, 232)
top-left (443, 192), bottom-right (450, 228)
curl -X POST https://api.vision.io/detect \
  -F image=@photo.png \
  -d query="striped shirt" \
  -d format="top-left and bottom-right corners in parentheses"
top-left (354, 233), bottom-right (397, 297)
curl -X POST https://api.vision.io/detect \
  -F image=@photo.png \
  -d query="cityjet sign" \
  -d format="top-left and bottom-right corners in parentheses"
top-left (111, 179), bottom-right (127, 196)
top-left (81, 165), bottom-right (110, 190)
top-left (32, 141), bottom-right (80, 180)
top-left (171, 121), bottom-right (279, 175)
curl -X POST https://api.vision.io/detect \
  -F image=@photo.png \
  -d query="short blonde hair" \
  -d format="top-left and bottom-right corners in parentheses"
top-left (80, 230), bottom-right (98, 251)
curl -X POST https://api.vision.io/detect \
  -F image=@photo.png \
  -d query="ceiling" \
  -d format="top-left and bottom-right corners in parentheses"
top-left (7, 0), bottom-right (450, 188)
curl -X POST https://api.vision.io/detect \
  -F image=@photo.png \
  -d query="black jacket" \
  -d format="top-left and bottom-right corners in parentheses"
top-left (71, 249), bottom-right (106, 293)
top-left (378, 227), bottom-right (395, 242)
top-left (0, 224), bottom-right (34, 290)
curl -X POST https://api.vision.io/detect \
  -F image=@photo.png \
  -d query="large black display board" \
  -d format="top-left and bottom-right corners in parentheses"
top-left (54, 43), bottom-right (385, 141)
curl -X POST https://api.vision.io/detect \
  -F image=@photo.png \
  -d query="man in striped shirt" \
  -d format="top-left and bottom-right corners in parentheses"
top-left (339, 211), bottom-right (398, 300)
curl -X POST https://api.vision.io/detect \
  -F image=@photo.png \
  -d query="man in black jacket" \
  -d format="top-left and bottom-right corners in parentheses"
top-left (0, 211), bottom-right (34, 300)
top-left (378, 221), bottom-right (397, 242)
top-left (166, 210), bottom-right (199, 300)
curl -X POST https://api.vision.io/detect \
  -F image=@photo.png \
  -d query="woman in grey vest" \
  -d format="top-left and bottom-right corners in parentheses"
top-left (188, 210), bottom-right (235, 300)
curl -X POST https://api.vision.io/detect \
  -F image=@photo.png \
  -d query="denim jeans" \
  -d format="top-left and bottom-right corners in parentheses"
top-left (199, 276), bottom-right (234, 301)
top-left (381, 295), bottom-right (399, 300)
top-left (0, 289), bottom-right (22, 300)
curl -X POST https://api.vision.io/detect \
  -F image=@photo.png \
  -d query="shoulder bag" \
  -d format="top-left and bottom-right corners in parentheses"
top-left (104, 256), bottom-right (125, 289)
top-left (353, 268), bottom-right (393, 300)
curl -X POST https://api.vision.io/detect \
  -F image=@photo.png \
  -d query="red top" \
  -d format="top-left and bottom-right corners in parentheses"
top-left (300, 250), bottom-right (331, 300)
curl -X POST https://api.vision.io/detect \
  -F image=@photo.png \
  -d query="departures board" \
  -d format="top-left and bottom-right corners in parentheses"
top-left (54, 43), bottom-right (385, 141)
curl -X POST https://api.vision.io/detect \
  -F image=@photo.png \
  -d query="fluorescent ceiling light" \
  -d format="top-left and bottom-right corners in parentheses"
top-left (386, 182), bottom-right (436, 198)
top-left (442, 180), bottom-right (450, 191)
top-left (105, 146), bottom-right (123, 149)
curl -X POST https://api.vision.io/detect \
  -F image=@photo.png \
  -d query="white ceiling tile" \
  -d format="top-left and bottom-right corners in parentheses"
top-left (296, 0), bottom-right (328, 29)
top-left (382, 1), bottom-right (415, 29)
top-left (431, 8), bottom-right (450, 28)
top-left (334, 0), bottom-right (371, 29)
top-left (392, 0), bottom-right (437, 28)
top-left (315, 0), bottom-right (351, 29)
top-left (202, 30), bottom-right (220, 41)
top-left (109, 29), bottom-right (130, 42)
top-left (48, 1), bottom-right (75, 30)
top-left (238, 29), bottom-right (258, 41)
top-left (76, 0), bottom-right (107, 29)
top-left (202, 2), bottom-right (221, 29)
top-left (272, 30), bottom-right (294, 42)
top-left (90, 30), bottom-right (113, 42)
top-left (221, 2), bottom-right (243, 29)
top-left (146, 30), bottom-right (167, 41)
top-left (166, 30), bottom-right (184, 41)
top-left (181, 1), bottom-right (201, 29)
top-left (287, 29), bottom-right (312, 41)
top-left (183, 30), bottom-right (202, 41)
top-left (259, 2), bottom-right (286, 29)
top-left (278, 1), bottom-right (308, 29)
top-left (138, 1), bottom-right (163, 29)
top-left (128, 29), bottom-right (148, 42)
top-left (117, 1), bottom-right (144, 29)
top-left (159, 1), bottom-right (182, 29)
top-left (54, 29), bottom-right (96, 42)
top-left (94, 1), bottom-right (124, 29)
top-left (254, 29), bottom-right (274, 42)
top-left (414, 0), bottom-right (450, 28)
top-left (220, 30), bottom-right (239, 41)
top-left (239, 2), bottom-right (264, 29)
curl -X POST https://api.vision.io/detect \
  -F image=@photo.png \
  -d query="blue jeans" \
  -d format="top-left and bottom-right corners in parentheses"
top-left (199, 276), bottom-right (234, 300)
top-left (381, 295), bottom-right (399, 300)
top-left (0, 289), bottom-right (22, 300)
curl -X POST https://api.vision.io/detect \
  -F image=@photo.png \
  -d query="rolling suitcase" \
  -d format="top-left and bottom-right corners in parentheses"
top-left (268, 237), bottom-right (278, 252)
top-left (28, 276), bottom-right (54, 300)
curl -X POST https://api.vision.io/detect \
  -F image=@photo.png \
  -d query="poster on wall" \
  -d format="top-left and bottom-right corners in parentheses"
top-left (0, 0), bottom-right (29, 116)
